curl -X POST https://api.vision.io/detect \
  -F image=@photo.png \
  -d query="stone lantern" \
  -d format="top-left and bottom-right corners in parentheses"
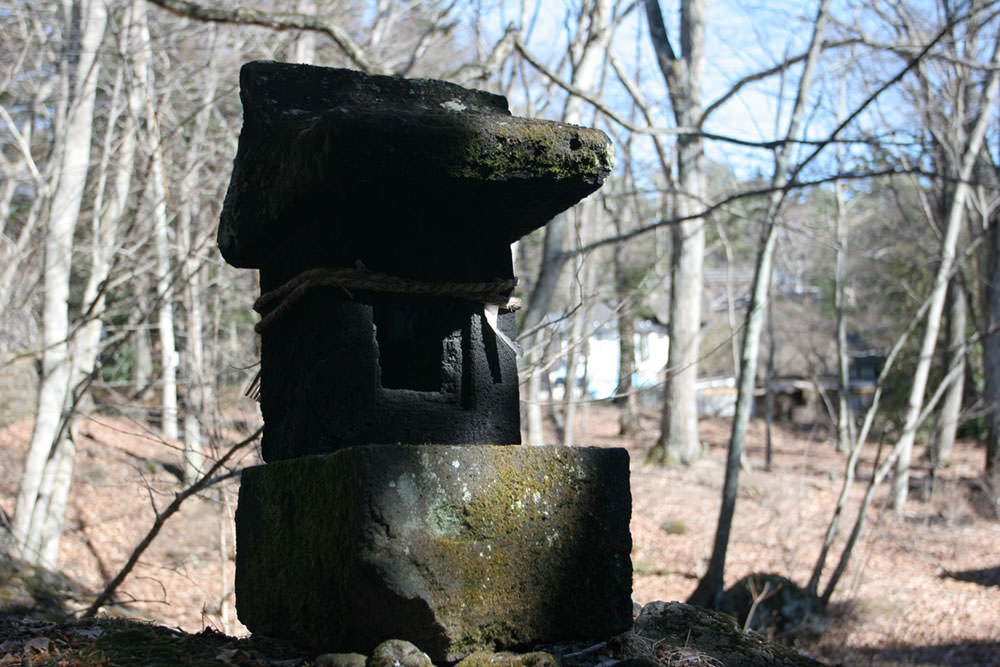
top-left (221, 61), bottom-right (632, 662)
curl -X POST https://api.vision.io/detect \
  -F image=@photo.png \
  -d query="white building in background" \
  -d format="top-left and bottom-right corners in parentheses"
top-left (546, 312), bottom-right (737, 417)
top-left (583, 321), bottom-right (670, 401)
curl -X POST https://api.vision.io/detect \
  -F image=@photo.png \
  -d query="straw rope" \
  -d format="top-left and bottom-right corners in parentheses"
top-left (253, 266), bottom-right (519, 333)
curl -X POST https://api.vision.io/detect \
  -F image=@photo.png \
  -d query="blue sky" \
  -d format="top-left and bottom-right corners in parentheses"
top-left (478, 0), bottom-right (829, 180)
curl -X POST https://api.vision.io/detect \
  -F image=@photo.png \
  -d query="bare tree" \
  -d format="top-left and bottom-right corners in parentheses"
top-left (643, 0), bottom-right (707, 465)
top-left (177, 35), bottom-right (221, 484)
top-left (832, 90), bottom-right (856, 455)
top-left (688, 0), bottom-right (832, 607)
top-left (515, 0), bottom-right (615, 445)
top-left (931, 276), bottom-right (967, 467)
top-left (11, 0), bottom-right (107, 567)
top-left (983, 201), bottom-right (1000, 507)
top-left (888, 29), bottom-right (1000, 512)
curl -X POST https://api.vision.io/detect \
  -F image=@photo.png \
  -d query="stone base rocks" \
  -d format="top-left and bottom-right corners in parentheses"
top-left (234, 444), bottom-right (632, 662)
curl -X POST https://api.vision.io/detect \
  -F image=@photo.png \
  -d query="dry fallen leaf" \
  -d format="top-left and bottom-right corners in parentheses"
top-left (23, 636), bottom-right (52, 653)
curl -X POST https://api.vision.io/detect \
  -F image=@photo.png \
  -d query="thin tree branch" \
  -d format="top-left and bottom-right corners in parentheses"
top-left (702, 38), bottom-right (863, 122)
top-left (83, 427), bottom-right (262, 618)
top-left (785, 14), bottom-right (965, 188)
top-left (516, 35), bottom-right (900, 151)
top-left (513, 36), bottom-right (687, 136)
top-left (571, 166), bottom-right (957, 256)
top-left (144, 0), bottom-right (389, 74)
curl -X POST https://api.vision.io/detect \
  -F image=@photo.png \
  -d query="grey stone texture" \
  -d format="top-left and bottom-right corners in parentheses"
top-left (314, 654), bottom-right (368, 667)
top-left (222, 62), bottom-right (628, 660)
top-left (257, 292), bottom-right (522, 461)
top-left (234, 444), bottom-right (633, 662)
top-left (368, 639), bottom-right (434, 667)
top-left (217, 61), bottom-right (612, 462)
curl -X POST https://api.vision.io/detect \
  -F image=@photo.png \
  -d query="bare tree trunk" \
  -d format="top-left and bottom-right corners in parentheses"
top-left (983, 211), bottom-right (1000, 504)
top-left (714, 221), bottom-right (740, 376)
top-left (35, 21), bottom-right (137, 569)
top-left (809, 280), bottom-right (935, 596)
top-left (25, 430), bottom-right (76, 566)
top-left (12, 0), bottom-right (106, 566)
top-left (614, 244), bottom-right (640, 435)
top-left (520, 0), bottom-right (613, 446)
top-left (132, 277), bottom-right (154, 398)
top-left (645, 0), bottom-right (707, 466)
top-left (764, 293), bottom-right (775, 469)
top-left (178, 53), bottom-right (219, 483)
top-left (561, 311), bottom-right (585, 446)
top-left (890, 38), bottom-right (999, 511)
top-left (688, 0), bottom-right (831, 607)
top-left (292, 0), bottom-right (317, 64)
top-left (561, 209), bottom-right (595, 446)
top-left (833, 135), bottom-right (855, 454)
top-left (931, 276), bottom-right (966, 467)
top-left (133, 0), bottom-right (180, 441)
top-left (523, 213), bottom-right (567, 446)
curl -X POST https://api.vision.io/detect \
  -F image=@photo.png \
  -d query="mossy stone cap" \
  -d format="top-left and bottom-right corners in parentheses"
top-left (219, 60), bottom-right (613, 269)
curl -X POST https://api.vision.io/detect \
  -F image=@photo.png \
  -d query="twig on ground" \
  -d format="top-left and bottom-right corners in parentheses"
top-left (82, 427), bottom-right (262, 618)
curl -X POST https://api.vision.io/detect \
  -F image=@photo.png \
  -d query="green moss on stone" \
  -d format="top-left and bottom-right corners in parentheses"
top-left (237, 445), bottom-right (631, 662)
top-left (414, 448), bottom-right (618, 653)
top-left (451, 118), bottom-right (612, 183)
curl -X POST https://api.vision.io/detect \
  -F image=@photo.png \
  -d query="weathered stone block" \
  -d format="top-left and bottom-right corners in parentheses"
top-left (218, 61), bottom-right (613, 273)
top-left (217, 61), bottom-right (613, 462)
top-left (256, 294), bottom-right (521, 462)
top-left (235, 444), bottom-right (632, 662)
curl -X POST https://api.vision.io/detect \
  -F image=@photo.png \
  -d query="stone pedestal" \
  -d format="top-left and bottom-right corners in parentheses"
top-left (234, 445), bottom-right (632, 662)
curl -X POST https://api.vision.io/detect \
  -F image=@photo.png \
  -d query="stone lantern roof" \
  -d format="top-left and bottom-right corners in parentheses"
top-left (218, 60), bottom-right (612, 286)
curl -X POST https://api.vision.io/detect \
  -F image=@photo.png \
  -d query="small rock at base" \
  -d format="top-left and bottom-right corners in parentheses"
top-left (368, 639), bottom-right (433, 667)
top-left (455, 650), bottom-right (560, 667)
top-left (315, 653), bottom-right (368, 667)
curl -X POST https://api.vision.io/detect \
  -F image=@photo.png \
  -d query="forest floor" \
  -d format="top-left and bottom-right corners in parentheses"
top-left (0, 403), bottom-right (998, 666)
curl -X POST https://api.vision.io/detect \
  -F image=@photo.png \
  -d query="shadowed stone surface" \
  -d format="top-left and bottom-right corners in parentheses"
top-left (234, 445), bottom-right (633, 662)
top-left (217, 61), bottom-right (613, 462)
top-left (218, 61), bottom-right (613, 273)
top-left (222, 62), bottom-right (628, 658)
top-left (257, 294), bottom-right (521, 461)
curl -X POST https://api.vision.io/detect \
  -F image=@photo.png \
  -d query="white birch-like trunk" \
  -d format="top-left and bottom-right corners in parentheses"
top-left (72, 15), bottom-right (138, 415)
top-left (132, 0), bottom-right (179, 441)
top-left (178, 61), bottom-right (218, 483)
top-left (27, 433), bottom-right (76, 567)
top-left (37, 24), bottom-right (135, 571)
top-left (132, 293), bottom-right (154, 396)
top-left (12, 0), bottom-right (106, 565)
top-left (931, 277), bottom-right (966, 467)
top-left (292, 0), bottom-right (317, 64)
top-left (521, 0), bottom-right (613, 446)
top-left (644, 0), bottom-right (707, 465)
top-left (890, 42), bottom-right (999, 511)
top-left (154, 169), bottom-right (179, 442)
